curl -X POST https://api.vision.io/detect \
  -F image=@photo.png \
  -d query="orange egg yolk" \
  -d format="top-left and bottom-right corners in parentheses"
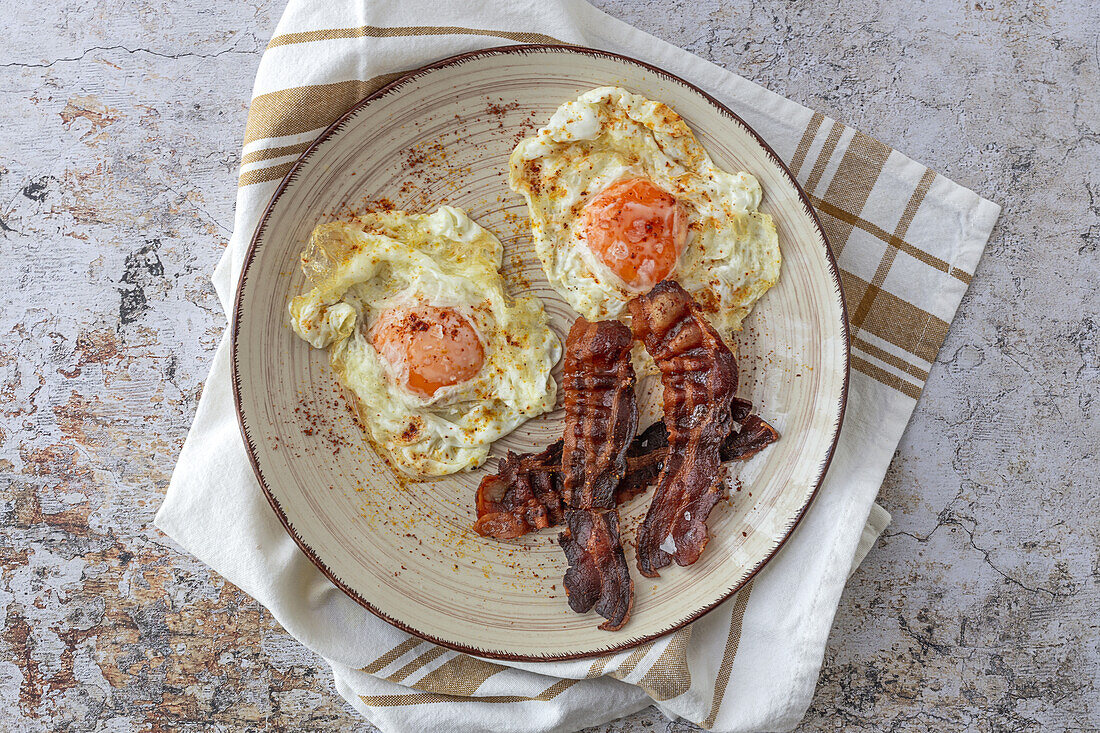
top-left (580, 177), bottom-right (687, 291)
top-left (370, 305), bottom-right (485, 399)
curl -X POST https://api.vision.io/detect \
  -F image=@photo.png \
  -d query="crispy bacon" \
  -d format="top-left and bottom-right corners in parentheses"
top-left (472, 441), bottom-right (563, 539)
top-left (617, 420), bottom-right (672, 503)
top-left (556, 318), bottom-right (636, 631)
top-left (472, 399), bottom-right (778, 539)
top-left (629, 281), bottom-right (739, 577)
top-left (723, 415), bottom-right (781, 462)
top-left (559, 508), bottom-right (633, 630)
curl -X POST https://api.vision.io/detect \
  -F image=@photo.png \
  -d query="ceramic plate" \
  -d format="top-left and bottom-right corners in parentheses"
top-left (232, 45), bottom-right (849, 661)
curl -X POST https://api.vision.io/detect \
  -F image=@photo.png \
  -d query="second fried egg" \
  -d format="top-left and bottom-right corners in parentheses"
top-left (509, 86), bottom-right (781, 336)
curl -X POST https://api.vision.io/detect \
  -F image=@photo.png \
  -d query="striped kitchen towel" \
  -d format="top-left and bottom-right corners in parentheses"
top-left (155, 1), bottom-right (1000, 731)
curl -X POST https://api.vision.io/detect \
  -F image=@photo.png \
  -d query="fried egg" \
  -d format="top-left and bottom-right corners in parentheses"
top-left (289, 206), bottom-right (561, 477)
top-left (509, 86), bottom-right (781, 336)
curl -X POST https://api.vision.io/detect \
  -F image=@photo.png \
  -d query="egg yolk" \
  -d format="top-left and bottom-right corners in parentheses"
top-left (370, 305), bottom-right (485, 399)
top-left (581, 177), bottom-right (687, 291)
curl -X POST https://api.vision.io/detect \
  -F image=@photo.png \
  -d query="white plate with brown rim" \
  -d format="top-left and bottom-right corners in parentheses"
top-left (232, 45), bottom-right (849, 661)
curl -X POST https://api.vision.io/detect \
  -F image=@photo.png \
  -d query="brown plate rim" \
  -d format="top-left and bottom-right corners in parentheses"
top-left (230, 43), bottom-right (851, 662)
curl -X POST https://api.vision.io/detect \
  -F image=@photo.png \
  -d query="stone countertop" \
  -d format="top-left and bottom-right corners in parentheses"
top-left (0, 0), bottom-right (1096, 730)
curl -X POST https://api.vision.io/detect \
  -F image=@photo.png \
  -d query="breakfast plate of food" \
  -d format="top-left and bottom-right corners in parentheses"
top-left (232, 45), bottom-right (849, 660)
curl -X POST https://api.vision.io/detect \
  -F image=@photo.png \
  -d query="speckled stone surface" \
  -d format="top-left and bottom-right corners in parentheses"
top-left (0, 0), bottom-right (1096, 730)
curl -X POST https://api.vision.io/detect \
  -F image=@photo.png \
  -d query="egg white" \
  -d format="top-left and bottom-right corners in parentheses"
top-left (289, 206), bottom-right (561, 477)
top-left (509, 86), bottom-right (781, 336)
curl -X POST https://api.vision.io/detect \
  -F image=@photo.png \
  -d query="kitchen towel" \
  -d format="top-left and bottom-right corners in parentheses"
top-left (155, 1), bottom-right (1000, 731)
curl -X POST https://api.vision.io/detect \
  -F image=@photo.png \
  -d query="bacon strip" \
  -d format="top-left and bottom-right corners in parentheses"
top-left (629, 281), bottom-right (740, 578)
top-left (555, 318), bottom-right (636, 631)
top-left (472, 399), bottom-right (778, 539)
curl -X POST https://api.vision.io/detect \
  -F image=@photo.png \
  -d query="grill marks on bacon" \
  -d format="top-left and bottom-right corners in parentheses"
top-left (628, 281), bottom-right (740, 578)
top-left (556, 318), bottom-right (636, 631)
top-left (560, 319), bottom-right (639, 509)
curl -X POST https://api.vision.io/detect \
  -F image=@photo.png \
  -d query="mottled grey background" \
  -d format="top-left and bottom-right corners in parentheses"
top-left (0, 0), bottom-right (1096, 730)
